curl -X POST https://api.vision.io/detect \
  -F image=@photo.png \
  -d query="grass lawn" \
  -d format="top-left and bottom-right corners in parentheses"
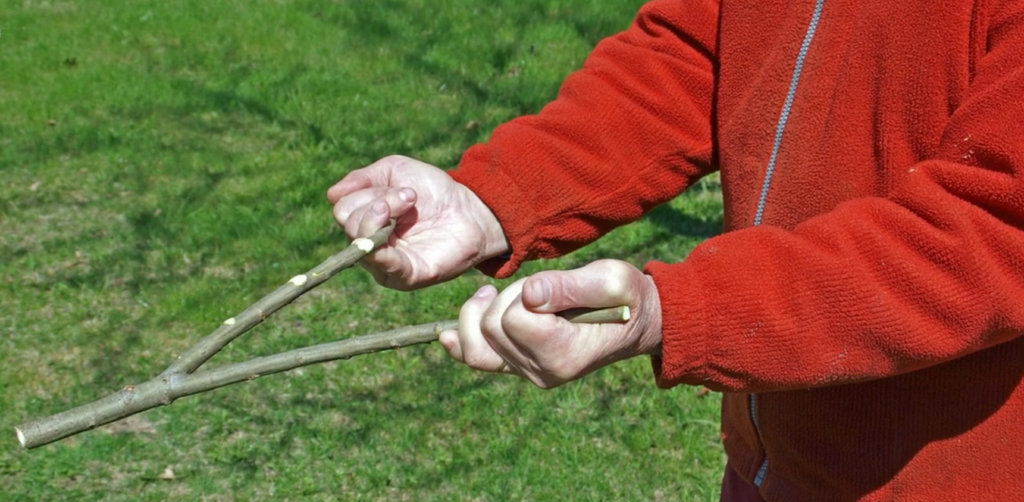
top-left (0, 1), bottom-right (725, 500)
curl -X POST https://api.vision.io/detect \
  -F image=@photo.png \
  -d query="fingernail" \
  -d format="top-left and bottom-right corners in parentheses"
top-left (371, 200), bottom-right (387, 216)
top-left (473, 285), bottom-right (495, 299)
top-left (398, 188), bottom-right (414, 203)
top-left (526, 278), bottom-right (551, 307)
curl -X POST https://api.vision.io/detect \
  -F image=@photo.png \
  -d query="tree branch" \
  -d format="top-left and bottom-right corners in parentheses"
top-left (15, 306), bottom-right (627, 449)
top-left (14, 218), bottom-right (630, 450)
top-left (15, 319), bottom-right (456, 449)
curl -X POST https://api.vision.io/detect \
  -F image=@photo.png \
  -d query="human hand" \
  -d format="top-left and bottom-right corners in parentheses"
top-left (438, 259), bottom-right (663, 388)
top-left (327, 155), bottom-right (510, 291)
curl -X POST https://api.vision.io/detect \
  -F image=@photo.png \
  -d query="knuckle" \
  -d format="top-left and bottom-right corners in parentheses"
top-left (592, 258), bottom-right (626, 274)
top-left (499, 312), bottom-right (518, 336)
top-left (499, 309), bottom-right (548, 344)
top-left (593, 260), bottom-right (633, 298)
top-left (605, 275), bottom-right (629, 299)
top-left (379, 154), bottom-right (409, 165)
top-left (420, 268), bottom-right (442, 284)
top-left (480, 319), bottom-right (503, 345)
top-left (381, 259), bottom-right (402, 276)
top-left (344, 220), bottom-right (360, 239)
top-left (381, 154), bottom-right (413, 173)
top-left (588, 272), bottom-right (628, 302)
top-left (333, 200), bottom-right (352, 220)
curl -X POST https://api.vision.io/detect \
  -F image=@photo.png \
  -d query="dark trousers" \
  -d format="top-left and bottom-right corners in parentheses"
top-left (720, 465), bottom-right (767, 502)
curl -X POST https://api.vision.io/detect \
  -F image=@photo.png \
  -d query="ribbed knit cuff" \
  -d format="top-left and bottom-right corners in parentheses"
top-left (449, 156), bottom-right (538, 279)
top-left (644, 259), bottom-right (710, 388)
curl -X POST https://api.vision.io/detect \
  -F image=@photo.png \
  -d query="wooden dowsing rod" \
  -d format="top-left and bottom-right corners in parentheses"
top-left (15, 221), bottom-right (630, 449)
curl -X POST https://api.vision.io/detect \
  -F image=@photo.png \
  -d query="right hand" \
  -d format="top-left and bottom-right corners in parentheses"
top-left (439, 259), bottom-right (663, 389)
top-left (327, 155), bottom-right (509, 291)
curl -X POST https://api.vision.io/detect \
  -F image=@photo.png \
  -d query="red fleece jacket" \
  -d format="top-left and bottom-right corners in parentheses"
top-left (450, 0), bottom-right (1024, 500)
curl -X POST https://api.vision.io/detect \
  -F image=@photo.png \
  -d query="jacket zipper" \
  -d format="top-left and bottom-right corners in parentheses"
top-left (748, 0), bottom-right (827, 487)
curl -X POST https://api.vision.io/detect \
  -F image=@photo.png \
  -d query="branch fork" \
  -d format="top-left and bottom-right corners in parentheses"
top-left (15, 222), bottom-right (628, 449)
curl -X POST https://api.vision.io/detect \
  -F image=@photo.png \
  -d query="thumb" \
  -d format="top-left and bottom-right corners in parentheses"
top-left (521, 260), bottom-right (639, 314)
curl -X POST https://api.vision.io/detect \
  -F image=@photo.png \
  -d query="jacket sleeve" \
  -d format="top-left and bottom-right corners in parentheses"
top-left (449, 0), bottom-right (720, 278)
top-left (650, 1), bottom-right (1024, 392)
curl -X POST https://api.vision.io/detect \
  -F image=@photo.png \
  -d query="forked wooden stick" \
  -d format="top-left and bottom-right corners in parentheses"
top-left (15, 222), bottom-right (629, 449)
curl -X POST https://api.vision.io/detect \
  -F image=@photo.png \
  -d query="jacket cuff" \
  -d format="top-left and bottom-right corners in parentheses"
top-left (644, 259), bottom-right (710, 388)
top-left (449, 155), bottom-right (539, 279)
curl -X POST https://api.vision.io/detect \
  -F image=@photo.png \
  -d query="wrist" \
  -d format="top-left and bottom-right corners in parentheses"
top-left (461, 185), bottom-right (511, 262)
top-left (635, 274), bottom-right (664, 355)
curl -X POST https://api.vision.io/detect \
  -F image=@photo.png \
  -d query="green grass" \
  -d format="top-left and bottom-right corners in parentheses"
top-left (0, 1), bottom-right (725, 500)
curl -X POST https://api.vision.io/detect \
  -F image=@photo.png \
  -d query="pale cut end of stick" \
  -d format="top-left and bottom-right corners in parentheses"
top-left (15, 427), bottom-right (26, 448)
top-left (223, 317), bottom-right (236, 326)
top-left (352, 238), bottom-right (374, 253)
top-left (622, 306), bottom-right (631, 321)
top-left (289, 274), bottom-right (309, 286)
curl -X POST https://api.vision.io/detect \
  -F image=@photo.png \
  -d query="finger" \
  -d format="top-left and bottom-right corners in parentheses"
top-left (495, 284), bottom-right (568, 357)
top-left (438, 329), bottom-right (512, 374)
top-left (479, 279), bottom-right (527, 338)
top-left (332, 187), bottom-right (385, 228)
top-left (325, 156), bottom-right (409, 204)
top-left (357, 249), bottom-right (418, 291)
top-left (346, 194), bottom-right (417, 290)
top-left (457, 285), bottom-right (508, 372)
top-left (520, 259), bottom-right (639, 314)
top-left (357, 260), bottom-right (391, 287)
top-left (333, 187), bottom-right (417, 234)
top-left (356, 199), bottom-right (392, 240)
top-left (479, 279), bottom-right (541, 359)
top-left (438, 329), bottom-right (463, 362)
top-left (326, 169), bottom-right (375, 205)
top-left (503, 277), bottom-right (633, 388)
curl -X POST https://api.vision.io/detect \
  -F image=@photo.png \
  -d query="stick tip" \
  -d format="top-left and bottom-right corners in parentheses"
top-left (15, 427), bottom-right (26, 448)
top-left (621, 306), bottom-right (631, 321)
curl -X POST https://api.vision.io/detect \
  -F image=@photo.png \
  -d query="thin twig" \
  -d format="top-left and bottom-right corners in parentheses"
top-left (163, 221), bottom-right (396, 375)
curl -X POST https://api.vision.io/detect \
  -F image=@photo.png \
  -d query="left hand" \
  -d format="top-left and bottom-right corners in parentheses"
top-left (325, 156), bottom-right (509, 291)
top-left (438, 259), bottom-right (663, 388)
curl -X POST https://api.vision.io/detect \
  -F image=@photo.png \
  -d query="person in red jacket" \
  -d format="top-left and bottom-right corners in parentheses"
top-left (328, 0), bottom-right (1024, 500)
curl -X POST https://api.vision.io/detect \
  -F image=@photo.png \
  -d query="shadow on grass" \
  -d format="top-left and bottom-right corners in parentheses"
top-left (204, 354), bottom-right (535, 490)
top-left (644, 198), bottom-right (722, 241)
top-left (185, 330), bottom-right (700, 492)
top-left (552, 196), bottom-right (723, 272)
top-left (302, 0), bottom-right (640, 119)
